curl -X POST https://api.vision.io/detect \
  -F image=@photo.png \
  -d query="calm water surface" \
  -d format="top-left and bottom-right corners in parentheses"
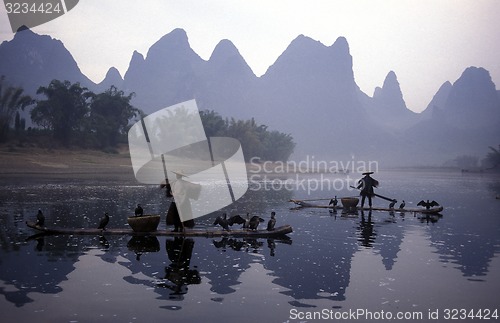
top-left (1, 170), bottom-right (499, 322)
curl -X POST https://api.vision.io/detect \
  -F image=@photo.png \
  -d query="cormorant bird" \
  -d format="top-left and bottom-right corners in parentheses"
top-left (267, 212), bottom-right (276, 231)
top-left (228, 215), bottom-right (246, 227)
top-left (36, 209), bottom-right (45, 226)
top-left (329, 196), bottom-right (338, 207)
top-left (135, 204), bottom-right (144, 216)
top-left (249, 215), bottom-right (265, 230)
top-left (388, 200), bottom-right (397, 209)
top-left (98, 212), bottom-right (110, 230)
top-left (417, 200), bottom-right (440, 210)
top-left (214, 213), bottom-right (230, 231)
top-left (399, 200), bottom-right (406, 209)
top-left (243, 213), bottom-right (251, 229)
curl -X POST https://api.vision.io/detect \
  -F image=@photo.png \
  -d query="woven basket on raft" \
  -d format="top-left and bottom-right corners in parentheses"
top-left (127, 215), bottom-right (161, 232)
top-left (341, 197), bottom-right (359, 209)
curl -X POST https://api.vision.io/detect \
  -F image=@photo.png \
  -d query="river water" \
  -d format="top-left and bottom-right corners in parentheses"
top-left (0, 170), bottom-right (499, 322)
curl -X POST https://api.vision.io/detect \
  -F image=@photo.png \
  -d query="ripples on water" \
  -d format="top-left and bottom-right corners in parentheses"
top-left (0, 171), bottom-right (499, 322)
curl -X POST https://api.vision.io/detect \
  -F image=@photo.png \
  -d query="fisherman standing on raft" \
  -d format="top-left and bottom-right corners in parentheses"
top-left (163, 171), bottom-right (201, 232)
top-left (357, 171), bottom-right (379, 209)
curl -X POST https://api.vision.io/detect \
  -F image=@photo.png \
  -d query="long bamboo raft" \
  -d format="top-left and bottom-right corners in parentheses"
top-left (289, 199), bottom-right (443, 214)
top-left (26, 221), bottom-right (293, 238)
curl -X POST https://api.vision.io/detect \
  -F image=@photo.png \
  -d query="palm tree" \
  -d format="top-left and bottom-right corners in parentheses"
top-left (0, 76), bottom-right (33, 141)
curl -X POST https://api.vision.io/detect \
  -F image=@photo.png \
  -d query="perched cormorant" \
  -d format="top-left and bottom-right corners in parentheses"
top-left (135, 204), bottom-right (144, 216)
top-left (329, 196), bottom-right (338, 207)
top-left (267, 212), bottom-right (276, 231)
top-left (98, 212), bottom-right (110, 230)
top-left (249, 215), bottom-right (265, 230)
top-left (243, 213), bottom-right (251, 229)
top-left (36, 209), bottom-right (45, 226)
top-left (228, 215), bottom-right (246, 227)
top-left (399, 200), bottom-right (406, 209)
top-left (417, 200), bottom-right (440, 210)
top-left (388, 200), bottom-right (397, 209)
top-left (214, 213), bottom-right (230, 231)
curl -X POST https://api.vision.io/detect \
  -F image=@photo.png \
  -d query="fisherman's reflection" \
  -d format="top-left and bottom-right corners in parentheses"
top-left (358, 210), bottom-right (376, 247)
top-left (156, 237), bottom-right (201, 300)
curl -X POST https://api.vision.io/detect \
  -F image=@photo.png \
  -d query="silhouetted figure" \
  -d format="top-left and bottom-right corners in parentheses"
top-left (249, 215), bottom-right (265, 230)
top-left (36, 209), bottom-right (45, 226)
top-left (267, 212), bottom-right (276, 231)
top-left (98, 212), bottom-right (110, 230)
top-left (388, 199), bottom-right (397, 209)
top-left (166, 202), bottom-right (190, 232)
top-left (135, 204), bottom-right (144, 216)
top-left (329, 196), bottom-right (338, 207)
top-left (160, 178), bottom-right (173, 198)
top-left (357, 172), bottom-right (379, 208)
top-left (399, 200), bottom-right (406, 209)
top-left (214, 213), bottom-right (230, 231)
top-left (417, 200), bottom-right (439, 210)
top-left (166, 171), bottom-right (200, 232)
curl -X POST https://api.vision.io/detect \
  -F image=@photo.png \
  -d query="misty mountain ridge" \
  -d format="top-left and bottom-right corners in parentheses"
top-left (96, 66), bottom-right (123, 92)
top-left (0, 27), bottom-right (498, 166)
top-left (0, 27), bottom-right (94, 94)
top-left (368, 70), bottom-right (419, 130)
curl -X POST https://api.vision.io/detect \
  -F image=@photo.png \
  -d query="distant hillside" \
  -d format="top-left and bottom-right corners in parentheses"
top-left (0, 28), bottom-right (93, 94)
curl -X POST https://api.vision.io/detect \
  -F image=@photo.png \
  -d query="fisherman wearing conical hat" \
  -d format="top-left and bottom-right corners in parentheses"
top-left (357, 171), bottom-right (379, 209)
top-left (165, 170), bottom-right (201, 232)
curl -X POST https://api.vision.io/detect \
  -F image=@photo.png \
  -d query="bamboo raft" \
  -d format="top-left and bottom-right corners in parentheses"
top-left (289, 199), bottom-right (444, 214)
top-left (26, 221), bottom-right (293, 238)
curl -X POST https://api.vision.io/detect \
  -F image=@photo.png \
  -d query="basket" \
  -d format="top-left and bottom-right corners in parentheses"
top-left (127, 215), bottom-right (161, 232)
top-left (341, 197), bottom-right (359, 209)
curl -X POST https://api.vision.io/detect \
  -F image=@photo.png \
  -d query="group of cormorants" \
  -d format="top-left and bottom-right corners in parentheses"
top-left (388, 199), bottom-right (440, 210)
top-left (34, 208), bottom-right (111, 231)
top-left (35, 203), bottom-right (278, 233)
top-left (329, 195), bottom-right (439, 211)
top-left (213, 212), bottom-right (277, 231)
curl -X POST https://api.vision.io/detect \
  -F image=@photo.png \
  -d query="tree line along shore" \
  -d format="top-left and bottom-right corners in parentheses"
top-left (1, 77), bottom-right (296, 164)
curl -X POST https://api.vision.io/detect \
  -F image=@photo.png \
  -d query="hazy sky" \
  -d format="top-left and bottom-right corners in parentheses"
top-left (1, 0), bottom-right (499, 112)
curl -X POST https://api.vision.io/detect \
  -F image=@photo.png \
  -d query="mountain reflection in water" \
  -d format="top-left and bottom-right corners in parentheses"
top-left (0, 171), bottom-right (499, 322)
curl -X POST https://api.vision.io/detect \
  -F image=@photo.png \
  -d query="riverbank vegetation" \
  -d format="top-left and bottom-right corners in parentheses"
top-left (1, 77), bottom-right (295, 161)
